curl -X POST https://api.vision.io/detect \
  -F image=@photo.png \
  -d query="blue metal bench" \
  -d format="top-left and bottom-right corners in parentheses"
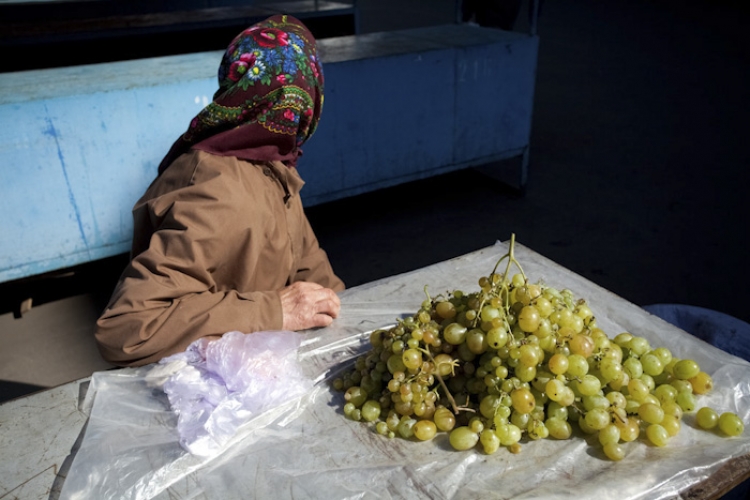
top-left (0, 23), bottom-right (538, 283)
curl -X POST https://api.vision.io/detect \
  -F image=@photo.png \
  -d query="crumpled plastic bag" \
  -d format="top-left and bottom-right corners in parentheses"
top-left (152, 330), bottom-right (312, 457)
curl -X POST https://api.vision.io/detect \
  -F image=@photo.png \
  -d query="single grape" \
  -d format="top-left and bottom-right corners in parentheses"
top-left (344, 386), bottom-right (368, 408)
top-left (689, 372), bottom-right (714, 395)
top-left (598, 424), bottom-right (621, 446)
top-left (718, 412), bottom-right (745, 437)
top-left (638, 403), bottom-right (665, 425)
top-left (584, 408), bottom-right (610, 431)
top-left (480, 428), bottom-right (501, 454)
top-left (603, 442), bottom-right (626, 461)
top-left (696, 407), bottom-right (719, 430)
top-left (546, 418), bottom-right (573, 440)
top-left (673, 359), bottom-right (701, 380)
top-left (646, 424), bottom-right (669, 447)
top-left (449, 426), bottom-right (479, 450)
top-left (413, 420), bottom-right (437, 441)
top-left (433, 406), bottom-right (456, 432)
top-left (661, 414), bottom-right (681, 437)
top-left (361, 400), bottom-right (382, 422)
top-left (397, 417), bottom-right (417, 439)
top-left (510, 388), bottom-right (536, 414)
top-left (676, 391), bottom-right (697, 413)
top-left (443, 323), bottom-right (468, 345)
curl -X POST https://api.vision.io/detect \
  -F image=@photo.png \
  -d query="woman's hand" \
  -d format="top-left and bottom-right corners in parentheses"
top-left (278, 281), bottom-right (341, 331)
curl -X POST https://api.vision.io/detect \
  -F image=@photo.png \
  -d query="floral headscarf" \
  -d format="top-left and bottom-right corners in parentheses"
top-left (158, 15), bottom-right (324, 174)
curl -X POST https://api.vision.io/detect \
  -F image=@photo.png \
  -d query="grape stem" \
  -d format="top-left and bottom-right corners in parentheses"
top-left (418, 346), bottom-right (475, 415)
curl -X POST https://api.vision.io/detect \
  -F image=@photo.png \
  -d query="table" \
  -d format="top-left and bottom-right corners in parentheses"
top-left (1, 242), bottom-right (749, 499)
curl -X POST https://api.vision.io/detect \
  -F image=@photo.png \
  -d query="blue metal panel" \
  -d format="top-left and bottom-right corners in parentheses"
top-left (301, 48), bottom-right (455, 203)
top-left (0, 57), bottom-right (218, 282)
top-left (453, 35), bottom-right (538, 163)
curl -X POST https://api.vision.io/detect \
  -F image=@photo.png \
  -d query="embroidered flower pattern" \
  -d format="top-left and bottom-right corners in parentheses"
top-left (181, 15), bottom-right (324, 157)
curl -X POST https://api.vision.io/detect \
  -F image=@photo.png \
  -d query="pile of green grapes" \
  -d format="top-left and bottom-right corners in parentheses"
top-left (332, 236), bottom-right (745, 460)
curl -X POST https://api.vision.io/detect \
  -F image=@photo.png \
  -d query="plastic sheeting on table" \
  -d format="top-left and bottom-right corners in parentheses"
top-left (58, 242), bottom-right (750, 500)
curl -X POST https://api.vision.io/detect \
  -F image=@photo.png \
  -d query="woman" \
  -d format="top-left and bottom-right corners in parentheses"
top-left (96, 15), bottom-right (344, 367)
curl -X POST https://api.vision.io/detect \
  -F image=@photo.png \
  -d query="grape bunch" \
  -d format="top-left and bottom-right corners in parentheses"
top-left (332, 236), bottom-right (745, 460)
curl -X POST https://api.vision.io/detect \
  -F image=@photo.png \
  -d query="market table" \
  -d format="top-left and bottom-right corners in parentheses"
top-left (1, 241), bottom-right (749, 499)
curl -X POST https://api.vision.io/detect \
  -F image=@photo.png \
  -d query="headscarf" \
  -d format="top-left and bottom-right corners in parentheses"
top-left (158, 15), bottom-right (324, 175)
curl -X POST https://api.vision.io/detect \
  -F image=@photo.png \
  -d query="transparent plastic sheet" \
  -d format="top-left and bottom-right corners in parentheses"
top-left (59, 242), bottom-right (750, 500)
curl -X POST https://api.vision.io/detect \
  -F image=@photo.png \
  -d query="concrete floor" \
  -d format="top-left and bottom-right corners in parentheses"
top-left (1, 0), bottom-right (748, 404)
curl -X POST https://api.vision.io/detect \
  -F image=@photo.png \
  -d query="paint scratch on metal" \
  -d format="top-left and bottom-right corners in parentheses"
top-left (43, 104), bottom-right (91, 258)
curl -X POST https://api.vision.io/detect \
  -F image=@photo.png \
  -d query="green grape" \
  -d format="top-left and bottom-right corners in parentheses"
top-left (640, 353), bottom-right (664, 377)
top-left (435, 301), bottom-right (456, 319)
top-left (638, 403), bottom-right (665, 425)
top-left (361, 400), bottom-right (381, 422)
top-left (718, 412), bottom-right (745, 437)
top-left (449, 426), bottom-right (479, 450)
top-left (386, 354), bottom-right (407, 375)
top-left (548, 353), bottom-right (569, 375)
top-left (627, 336), bottom-right (651, 356)
top-left (652, 347), bottom-right (673, 366)
top-left (653, 384), bottom-right (678, 405)
top-left (598, 424), bottom-right (621, 446)
top-left (480, 428), bottom-right (501, 454)
top-left (443, 323), bottom-right (468, 345)
top-left (469, 417), bottom-right (485, 434)
top-left (582, 395), bottom-right (610, 412)
top-left (584, 408), bottom-right (610, 431)
top-left (673, 359), bottom-right (701, 380)
top-left (397, 417), bottom-right (417, 439)
top-left (671, 379), bottom-right (693, 394)
top-left (567, 354), bottom-right (589, 377)
top-left (402, 348), bottom-right (422, 370)
top-left (646, 424), bottom-right (669, 447)
top-left (486, 327), bottom-right (509, 349)
top-left (510, 388), bottom-right (535, 414)
top-left (343, 402), bottom-right (356, 417)
top-left (696, 407), bottom-right (719, 430)
top-left (344, 386), bottom-right (368, 407)
top-left (518, 305), bottom-right (541, 332)
top-left (661, 414), bottom-right (681, 437)
top-left (676, 391), bottom-right (697, 413)
top-left (466, 329), bottom-right (488, 354)
top-left (546, 418), bottom-right (572, 439)
top-left (662, 401), bottom-right (684, 421)
top-left (433, 406), bottom-right (456, 432)
top-left (527, 420), bottom-right (549, 440)
top-left (599, 358), bottom-right (623, 383)
top-left (376, 421), bottom-right (389, 435)
top-left (613, 332), bottom-right (633, 347)
top-left (496, 423), bottom-right (522, 446)
top-left (413, 420), bottom-right (437, 441)
top-left (616, 417), bottom-right (640, 442)
top-left (558, 386), bottom-right (576, 407)
top-left (622, 358), bottom-right (643, 380)
top-left (606, 391), bottom-right (627, 409)
top-left (576, 374), bottom-right (602, 397)
top-left (627, 379), bottom-right (650, 402)
top-left (603, 442), bottom-right (626, 461)
top-left (689, 372), bottom-right (714, 395)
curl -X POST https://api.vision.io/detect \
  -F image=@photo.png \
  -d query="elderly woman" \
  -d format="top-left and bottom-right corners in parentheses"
top-left (96, 15), bottom-right (344, 367)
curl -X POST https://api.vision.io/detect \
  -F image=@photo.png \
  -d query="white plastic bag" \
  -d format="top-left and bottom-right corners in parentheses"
top-left (157, 330), bottom-right (312, 456)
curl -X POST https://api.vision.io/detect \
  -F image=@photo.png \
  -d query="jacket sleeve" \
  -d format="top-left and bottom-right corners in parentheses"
top-left (293, 212), bottom-right (346, 292)
top-left (95, 158), bottom-right (284, 367)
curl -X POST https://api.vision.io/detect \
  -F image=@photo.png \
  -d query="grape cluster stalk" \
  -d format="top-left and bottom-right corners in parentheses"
top-left (332, 235), bottom-right (745, 459)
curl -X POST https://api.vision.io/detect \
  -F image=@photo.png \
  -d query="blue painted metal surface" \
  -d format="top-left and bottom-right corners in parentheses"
top-left (0, 24), bottom-right (537, 283)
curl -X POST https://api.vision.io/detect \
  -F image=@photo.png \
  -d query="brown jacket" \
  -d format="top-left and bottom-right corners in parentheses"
top-left (95, 150), bottom-right (344, 366)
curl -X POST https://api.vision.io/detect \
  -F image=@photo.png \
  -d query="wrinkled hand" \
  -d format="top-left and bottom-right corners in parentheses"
top-left (279, 281), bottom-right (341, 331)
